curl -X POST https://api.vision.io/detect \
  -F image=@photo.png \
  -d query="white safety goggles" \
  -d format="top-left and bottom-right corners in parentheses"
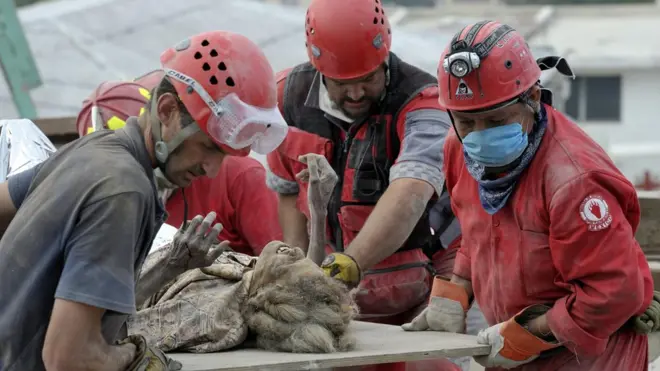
top-left (164, 68), bottom-right (288, 154)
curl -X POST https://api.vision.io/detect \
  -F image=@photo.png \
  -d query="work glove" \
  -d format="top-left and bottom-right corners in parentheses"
top-left (401, 276), bottom-right (469, 333)
top-left (473, 305), bottom-right (559, 369)
top-left (119, 335), bottom-right (182, 371)
top-left (321, 252), bottom-right (362, 289)
top-left (168, 211), bottom-right (232, 271)
top-left (632, 290), bottom-right (660, 334)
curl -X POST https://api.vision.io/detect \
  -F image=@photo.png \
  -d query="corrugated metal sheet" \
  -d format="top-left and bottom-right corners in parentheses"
top-left (1, 0), bottom-right (455, 119)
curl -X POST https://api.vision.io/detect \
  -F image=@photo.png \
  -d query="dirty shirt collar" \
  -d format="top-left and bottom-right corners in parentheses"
top-left (311, 57), bottom-right (391, 124)
top-left (121, 117), bottom-right (167, 222)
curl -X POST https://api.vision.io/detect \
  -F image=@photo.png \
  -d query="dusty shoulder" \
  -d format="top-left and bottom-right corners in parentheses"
top-left (60, 144), bottom-right (154, 199)
top-left (542, 109), bottom-right (632, 199)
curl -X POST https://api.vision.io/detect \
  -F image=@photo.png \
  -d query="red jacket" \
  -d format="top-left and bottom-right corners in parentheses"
top-left (445, 105), bottom-right (652, 370)
top-left (166, 156), bottom-right (282, 256)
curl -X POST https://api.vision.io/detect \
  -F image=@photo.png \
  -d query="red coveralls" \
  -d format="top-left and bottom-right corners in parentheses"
top-left (445, 105), bottom-right (653, 370)
top-left (166, 156), bottom-right (283, 256)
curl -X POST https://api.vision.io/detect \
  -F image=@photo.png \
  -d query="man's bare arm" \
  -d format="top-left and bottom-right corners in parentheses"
top-left (135, 248), bottom-right (183, 309)
top-left (345, 178), bottom-right (433, 270)
top-left (136, 213), bottom-right (229, 309)
top-left (42, 299), bottom-right (136, 371)
top-left (278, 193), bottom-right (310, 252)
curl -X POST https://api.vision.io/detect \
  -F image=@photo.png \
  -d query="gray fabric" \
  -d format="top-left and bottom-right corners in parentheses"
top-left (0, 118), bottom-right (165, 371)
top-left (6, 163), bottom-right (41, 209)
top-left (390, 108), bottom-right (451, 196)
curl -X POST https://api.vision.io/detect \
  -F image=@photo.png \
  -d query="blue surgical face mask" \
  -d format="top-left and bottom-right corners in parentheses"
top-left (462, 123), bottom-right (529, 167)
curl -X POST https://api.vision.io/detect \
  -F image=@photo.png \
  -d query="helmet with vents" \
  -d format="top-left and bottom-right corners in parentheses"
top-left (305, 0), bottom-right (392, 80)
top-left (437, 21), bottom-right (541, 112)
top-left (152, 30), bottom-right (288, 162)
top-left (76, 80), bottom-right (153, 137)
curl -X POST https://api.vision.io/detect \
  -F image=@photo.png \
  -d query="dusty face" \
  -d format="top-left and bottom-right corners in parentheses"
top-left (324, 67), bottom-right (387, 119)
top-left (250, 241), bottom-right (320, 295)
top-left (450, 85), bottom-right (541, 140)
top-left (155, 92), bottom-right (226, 187)
top-left (451, 101), bottom-right (535, 140)
top-left (256, 241), bottom-right (307, 272)
top-left (244, 240), bottom-right (357, 353)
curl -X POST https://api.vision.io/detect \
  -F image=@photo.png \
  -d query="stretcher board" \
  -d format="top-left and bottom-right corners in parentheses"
top-left (169, 321), bottom-right (491, 371)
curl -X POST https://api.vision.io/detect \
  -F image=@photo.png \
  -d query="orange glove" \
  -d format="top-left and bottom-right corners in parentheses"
top-left (473, 305), bottom-right (559, 369)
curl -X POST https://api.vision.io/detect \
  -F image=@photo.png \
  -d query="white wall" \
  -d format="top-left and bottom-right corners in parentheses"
top-left (576, 68), bottom-right (660, 186)
top-left (577, 68), bottom-right (660, 150)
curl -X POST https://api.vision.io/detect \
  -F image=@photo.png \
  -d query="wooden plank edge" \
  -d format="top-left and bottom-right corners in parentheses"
top-left (170, 344), bottom-right (492, 371)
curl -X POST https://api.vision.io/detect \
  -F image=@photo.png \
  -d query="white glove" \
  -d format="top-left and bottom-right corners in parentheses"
top-left (401, 296), bottom-right (465, 333)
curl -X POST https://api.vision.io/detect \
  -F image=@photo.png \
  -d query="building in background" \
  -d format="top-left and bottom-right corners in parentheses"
top-left (529, 4), bottom-right (660, 189)
top-left (5, 0), bottom-right (660, 189)
top-left (396, 1), bottom-right (660, 190)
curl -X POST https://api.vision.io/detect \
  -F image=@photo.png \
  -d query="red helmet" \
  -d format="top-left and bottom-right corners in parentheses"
top-left (437, 21), bottom-right (541, 112)
top-left (76, 81), bottom-right (151, 137)
top-left (305, 0), bottom-right (392, 80)
top-left (134, 69), bottom-right (165, 92)
top-left (157, 30), bottom-right (287, 159)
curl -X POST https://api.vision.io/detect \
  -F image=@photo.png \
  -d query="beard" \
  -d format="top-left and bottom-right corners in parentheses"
top-left (335, 95), bottom-right (381, 119)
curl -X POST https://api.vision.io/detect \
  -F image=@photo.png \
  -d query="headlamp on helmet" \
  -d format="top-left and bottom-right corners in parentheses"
top-left (442, 40), bottom-right (481, 79)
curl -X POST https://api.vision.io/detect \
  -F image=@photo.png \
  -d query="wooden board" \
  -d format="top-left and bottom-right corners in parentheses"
top-left (169, 321), bottom-right (490, 371)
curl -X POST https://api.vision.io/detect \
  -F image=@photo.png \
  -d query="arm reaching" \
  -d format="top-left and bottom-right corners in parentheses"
top-left (278, 194), bottom-right (310, 252)
top-left (266, 139), bottom-right (310, 251)
top-left (345, 93), bottom-right (451, 270)
top-left (135, 212), bottom-right (230, 308)
top-left (295, 153), bottom-right (338, 265)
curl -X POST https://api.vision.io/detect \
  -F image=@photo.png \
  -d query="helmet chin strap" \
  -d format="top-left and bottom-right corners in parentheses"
top-left (149, 96), bottom-right (201, 180)
top-left (149, 96), bottom-right (201, 227)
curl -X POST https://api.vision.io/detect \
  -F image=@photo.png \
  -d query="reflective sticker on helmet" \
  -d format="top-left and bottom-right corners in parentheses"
top-left (372, 33), bottom-right (383, 49)
top-left (174, 38), bottom-right (191, 52)
top-left (311, 45), bottom-right (321, 58)
top-left (455, 79), bottom-right (474, 100)
top-left (138, 87), bottom-right (151, 100)
top-left (107, 116), bottom-right (127, 130)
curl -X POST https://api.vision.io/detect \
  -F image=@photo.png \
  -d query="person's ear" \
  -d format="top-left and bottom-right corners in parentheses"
top-left (529, 84), bottom-right (542, 105)
top-left (156, 93), bottom-right (181, 139)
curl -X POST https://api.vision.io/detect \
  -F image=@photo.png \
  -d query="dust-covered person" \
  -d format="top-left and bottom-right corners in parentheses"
top-left (0, 30), bottom-right (287, 371)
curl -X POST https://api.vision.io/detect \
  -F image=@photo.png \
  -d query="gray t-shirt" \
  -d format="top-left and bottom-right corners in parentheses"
top-left (7, 162), bottom-right (41, 209)
top-left (0, 119), bottom-right (165, 371)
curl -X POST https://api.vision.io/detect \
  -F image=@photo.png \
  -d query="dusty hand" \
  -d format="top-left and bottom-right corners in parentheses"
top-left (321, 252), bottom-right (362, 289)
top-left (168, 211), bottom-right (232, 271)
top-left (633, 290), bottom-right (660, 333)
top-left (119, 335), bottom-right (182, 371)
top-left (402, 278), bottom-right (467, 332)
top-left (296, 153), bottom-right (338, 216)
top-left (473, 305), bottom-right (558, 369)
